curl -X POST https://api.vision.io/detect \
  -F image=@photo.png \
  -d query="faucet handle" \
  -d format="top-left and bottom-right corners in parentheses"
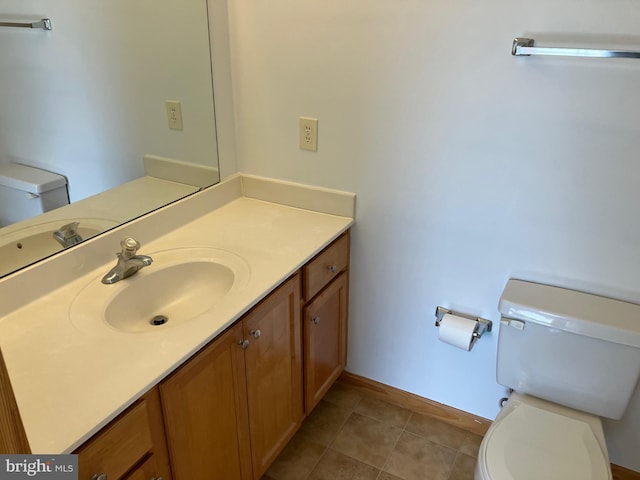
top-left (120, 237), bottom-right (141, 258)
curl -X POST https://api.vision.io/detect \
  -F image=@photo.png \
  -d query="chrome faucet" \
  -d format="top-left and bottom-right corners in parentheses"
top-left (53, 222), bottom-right (83, 248)
top-left (101, 237), bottom-right (153, 284)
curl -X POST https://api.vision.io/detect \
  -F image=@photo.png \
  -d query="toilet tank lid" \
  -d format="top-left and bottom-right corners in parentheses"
top-left (499, 279), bottom-right (640, 348)
top-left (0, 163), bottom-right (67, 193)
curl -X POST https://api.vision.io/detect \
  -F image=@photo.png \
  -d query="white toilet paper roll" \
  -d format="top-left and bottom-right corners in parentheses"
top-left (438, 313), bottom-right (478, 351)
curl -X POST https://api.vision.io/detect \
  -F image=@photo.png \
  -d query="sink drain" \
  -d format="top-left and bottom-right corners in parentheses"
top-left (150, 315), bottom-right (168, 326)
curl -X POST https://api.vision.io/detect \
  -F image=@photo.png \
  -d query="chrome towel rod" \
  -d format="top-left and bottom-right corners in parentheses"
top-left (512, 37), bottom-right (640, 59)
top-left (0, 18), bottom-right (52, 30)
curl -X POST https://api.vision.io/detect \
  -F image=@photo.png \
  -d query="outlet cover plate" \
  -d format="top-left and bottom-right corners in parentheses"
top-left (299, 117), bottom-right (318, 151)
top-left (166, 101), bottom-right (184, 131)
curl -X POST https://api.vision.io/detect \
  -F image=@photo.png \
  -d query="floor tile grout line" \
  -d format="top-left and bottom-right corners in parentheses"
top-left (340, 391), bottom-right (416, 435)
top-left (325, 406), bottom-right (355, 451)
top-left (275, 385), bottom-right (479, 480)
top-left (335, 391), bottom-right (427, 479)
top-left (444, 450), bottom-right (461, 480)
top-left (324, 444), bottom-right (381, 473)
top-left (378, 414), bottom-right (408, 480)
top-left (403, 410), bottom-right (477, 455)
top-left (292, 391), bottom-right (359, 478)
top-left (393, 408), bottom-right (473, 480)
top-left (303, 444), bottom-right (329, 480)
top-left (324, 409), bottom-right (405, 476)
top-left (400, 410), bottom-right (412, 430)
top-left (350, 409), bottom-right (411, 431)
top-left (311, 401), bottom-right (367, 476)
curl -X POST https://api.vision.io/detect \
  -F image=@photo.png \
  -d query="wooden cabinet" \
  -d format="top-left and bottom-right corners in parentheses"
top-left (243, 274), bottom-right (303, 478)
top-left (303, 272), bottom-right (348, 413)
top-left (124, 455), bottom-right (165, 480)
top-left (302, 232), bottom-right (349, 415)
top-left (159, 323), bottom-right (251, 480)
top-left (0, 348), bottom-right (30, 454)
top-left (302, 232), bottom-right (350, 413)
top-left (160, 274), bottom-right (302, 480)
top-left (75, 387), bottom-right (171, 480)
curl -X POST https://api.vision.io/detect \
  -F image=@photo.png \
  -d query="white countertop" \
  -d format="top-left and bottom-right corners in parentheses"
top-left (0, 176), bottom-right (353, 454)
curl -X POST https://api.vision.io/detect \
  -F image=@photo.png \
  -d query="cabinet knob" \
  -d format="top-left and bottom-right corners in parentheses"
top-left (92, 475), bottom-right (107, 480)
top-left (250, 329), bottom-right (261, 339)
top-left (150, 477), bottom-right (164, 480)
top-left (311, 316), bottom-right (321, 325)
top-left (238, 339), bottom-right (250, 350)
top-left (328, 264), bottom-right (338, 273)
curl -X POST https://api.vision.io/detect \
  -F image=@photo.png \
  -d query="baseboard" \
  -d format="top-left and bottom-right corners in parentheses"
top-left (338, 371), bottom-right (640, 478)
top-left (337, 371), bottom-right (491, 437)
top-left (612, 464), bottom-right (640, 480)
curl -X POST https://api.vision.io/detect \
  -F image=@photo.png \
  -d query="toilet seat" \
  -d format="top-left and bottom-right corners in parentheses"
top-left (477, 395), bottom-right (611, 480)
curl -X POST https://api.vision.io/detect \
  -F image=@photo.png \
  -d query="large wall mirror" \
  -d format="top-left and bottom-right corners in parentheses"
top-left (0, 0), bottom-right (220, 278)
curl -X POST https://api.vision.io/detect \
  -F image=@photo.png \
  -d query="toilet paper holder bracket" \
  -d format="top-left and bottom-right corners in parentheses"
top-left (435, 306), bottom-right (493, 339)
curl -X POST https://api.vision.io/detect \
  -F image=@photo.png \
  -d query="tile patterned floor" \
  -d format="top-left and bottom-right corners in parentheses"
top-left (262, 382), bottom-right (482, 480)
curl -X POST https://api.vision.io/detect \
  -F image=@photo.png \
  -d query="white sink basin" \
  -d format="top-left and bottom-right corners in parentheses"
top-left (0, 218), bottom-right (118, 276)
top-left (70, 247), bottom-right (250, 334)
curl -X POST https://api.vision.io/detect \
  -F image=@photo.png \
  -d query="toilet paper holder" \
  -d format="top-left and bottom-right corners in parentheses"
top-left (434, 306), bottom-right (493, 339)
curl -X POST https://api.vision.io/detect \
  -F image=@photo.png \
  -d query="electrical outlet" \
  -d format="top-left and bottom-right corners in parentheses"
top-left (299, 117), bottom-right (318, 151)
top-left (165, 101), bottom-right (184, 131)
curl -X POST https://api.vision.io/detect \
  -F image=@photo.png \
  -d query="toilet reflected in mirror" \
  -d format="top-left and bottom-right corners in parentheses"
top-left (0, 163), bottom-right (69, 227)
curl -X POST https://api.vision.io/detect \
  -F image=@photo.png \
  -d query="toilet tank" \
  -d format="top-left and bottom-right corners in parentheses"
top-left (497, 279), bottom-right (640, 420)
top-left (0, 163), bottom-right (69, 227)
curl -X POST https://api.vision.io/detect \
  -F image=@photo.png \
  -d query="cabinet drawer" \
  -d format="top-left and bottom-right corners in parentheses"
top-left (77, 399), bottom-right (153, 480)
top-left (303, 233), bottom-right (349, 300)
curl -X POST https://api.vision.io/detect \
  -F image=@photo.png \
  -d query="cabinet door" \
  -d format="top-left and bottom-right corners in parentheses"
top-left (123, 455), bottom-right (162, 480)
top-left (303, 272), bottom-right (348, 413)
top-left (76, 388), bottom-right (171, 480)
top-left (243, 274), bottom-right (303, 479)
top-left (0, 348), bottom-right (30, 454)
top-left (160, 323), bottom-right (252, 480)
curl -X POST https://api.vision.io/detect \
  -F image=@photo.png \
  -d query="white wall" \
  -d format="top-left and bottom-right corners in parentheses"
top-left (209, 0), bottom-right (238, 179)
top-left (0, 0), bottom-right (217, 202)
top-left (226, 0), bottom-right (640, 470)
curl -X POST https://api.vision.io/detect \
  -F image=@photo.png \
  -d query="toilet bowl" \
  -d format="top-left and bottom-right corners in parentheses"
top-left (475, 393), bottom-right (611, 480)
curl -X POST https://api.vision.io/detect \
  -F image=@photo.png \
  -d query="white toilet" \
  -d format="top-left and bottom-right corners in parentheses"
top-left (0, 163), bottom-right (69, 227)
top-left (475, 279), bottom-right (640, 480)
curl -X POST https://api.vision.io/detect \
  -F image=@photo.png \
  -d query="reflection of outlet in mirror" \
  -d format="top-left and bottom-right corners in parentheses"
top-left (166, 101), bottom-right (184, 131)
top-left (299, 117), bottom-right (318, 151)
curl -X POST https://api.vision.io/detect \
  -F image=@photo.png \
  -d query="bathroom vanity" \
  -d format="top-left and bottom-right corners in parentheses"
top-left (160, 232), bottom-right (348, 480)
top-left (0, 175), bottom-right (354, 480)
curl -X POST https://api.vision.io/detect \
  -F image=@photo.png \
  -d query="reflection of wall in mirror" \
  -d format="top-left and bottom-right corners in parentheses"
top-left (0, 0), bottom-right (219, 206)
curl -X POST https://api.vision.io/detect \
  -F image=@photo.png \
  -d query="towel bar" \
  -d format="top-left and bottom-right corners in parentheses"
top-left (0, 18), bottom-right (52, 31)
top-left (512, 37), bottom-right (640, 59)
